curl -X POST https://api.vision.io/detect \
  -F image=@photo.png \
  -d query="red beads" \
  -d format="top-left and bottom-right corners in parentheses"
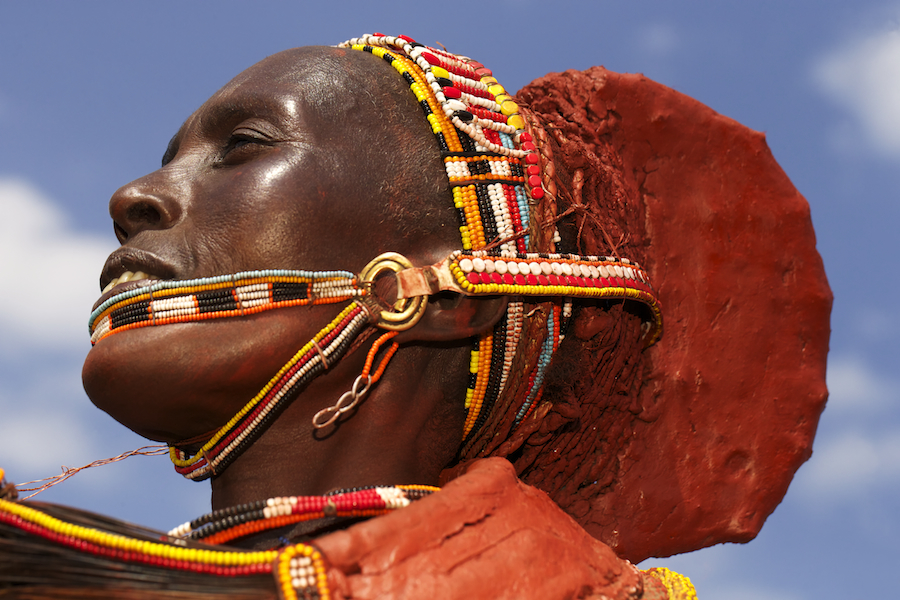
top-left (420, 52), bottom-right (441, 65)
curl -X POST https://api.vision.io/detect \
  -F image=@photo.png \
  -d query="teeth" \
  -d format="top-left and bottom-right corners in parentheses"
top-left (101, 270), bottom-right (158, 294)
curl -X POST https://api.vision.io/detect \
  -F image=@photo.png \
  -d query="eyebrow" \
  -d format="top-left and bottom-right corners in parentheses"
top-left (159, 90), bottom-right (304, 166)
top-left (161, 131), bottom-right (181, 166)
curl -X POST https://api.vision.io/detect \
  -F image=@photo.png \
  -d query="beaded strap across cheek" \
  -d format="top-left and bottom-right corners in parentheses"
top-left (88, 269), bottom-right (362, 345)
top-left (341, 34), bottom-right (663, 444)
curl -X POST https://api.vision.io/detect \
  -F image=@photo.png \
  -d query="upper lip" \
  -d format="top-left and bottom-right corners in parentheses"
top-left (93, 247), bottom-right (179, 311)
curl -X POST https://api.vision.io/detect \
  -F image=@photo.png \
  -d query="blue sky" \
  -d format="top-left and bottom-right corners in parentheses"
top-left (1, 2), bottom-right (898, 598)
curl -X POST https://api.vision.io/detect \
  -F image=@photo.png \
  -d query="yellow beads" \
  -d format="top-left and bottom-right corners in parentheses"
top-left (0, 498), bottom-right (277, 566)
top-left (643, 568), bottom-right (698, 600)
top-left (507, 114), bottom-right (525, 130)
top-left (462, 335), bottom-right (493, 436)
top-left (500, 100), bottom-right (519, 116)
top-left (453, 185), bottom-right (486, 249)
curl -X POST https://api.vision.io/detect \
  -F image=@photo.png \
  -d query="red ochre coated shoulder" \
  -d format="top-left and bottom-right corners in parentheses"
top-left (316, 457), bottom-right (644, 600)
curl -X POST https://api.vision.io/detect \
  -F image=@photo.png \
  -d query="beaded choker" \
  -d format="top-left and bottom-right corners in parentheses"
top-left (168, 484), bottom-right (438, 544)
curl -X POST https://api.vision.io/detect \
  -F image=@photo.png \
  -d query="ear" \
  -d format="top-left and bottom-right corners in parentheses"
top-left (394, 293), bottom-right (507, 343)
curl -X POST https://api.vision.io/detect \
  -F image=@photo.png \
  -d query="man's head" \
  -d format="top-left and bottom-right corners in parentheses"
top-left (82, 47), bottom-right (494, 445)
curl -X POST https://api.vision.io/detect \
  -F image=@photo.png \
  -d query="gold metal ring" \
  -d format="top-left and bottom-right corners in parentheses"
top-left (359, 253), bottom-right (427, 331)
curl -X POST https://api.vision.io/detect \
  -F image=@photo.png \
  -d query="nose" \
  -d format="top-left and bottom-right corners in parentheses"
top-left (109, 171), bottom-right (184, 243)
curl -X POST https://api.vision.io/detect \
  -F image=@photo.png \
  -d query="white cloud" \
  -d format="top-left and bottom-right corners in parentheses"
top-left (0, 361), bottom-right (101, 478)
top-left (825, 355), bottom-right (897, 414)
top-left (0, 178), bottom-right (115, 349)
top-left (0, 408), bottom-right (98, 475)
top-left (800, 429), bottom-right (900, 498)
top-left (815, 26), bottom-right (900, 156)
top-left (790, 355), bottom-right (900, 502)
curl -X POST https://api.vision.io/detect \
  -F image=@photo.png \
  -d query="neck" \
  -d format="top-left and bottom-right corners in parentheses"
top-left (207, 342), bottom-right (468, 511)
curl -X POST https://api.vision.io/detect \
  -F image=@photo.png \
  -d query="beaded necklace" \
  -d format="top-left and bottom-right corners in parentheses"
top-left (167, 484), bottom-right (438, 544)
top-left (1, 474), bottom-right (697, 599)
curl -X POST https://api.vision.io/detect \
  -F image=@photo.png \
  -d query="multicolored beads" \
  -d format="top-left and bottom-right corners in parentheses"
top-left (450, 250), bottom-right (662, 345)
top-left (343, 34), bottom-right (662, 443)
top-left (169, 485), bottom-right (438, 545)
top-left (342, 34), bottom-right (560, 440)
top-left (170, 302), bottom-right (371, 481)
top-left (0, 497), bottom-right (332, 598)
top-left (89, 269), bottom-right (362, 345)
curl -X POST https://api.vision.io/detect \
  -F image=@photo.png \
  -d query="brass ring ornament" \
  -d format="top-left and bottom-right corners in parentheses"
top-left (359, 253), bottom-right (428, 331)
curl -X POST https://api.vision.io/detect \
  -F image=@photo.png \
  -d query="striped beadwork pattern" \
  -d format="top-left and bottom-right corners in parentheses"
top-left (343, 34), bottom-right (661, 442)
top-left (169, 303), bottom-right (370, 481)
top-left (0, 497), bottom-right (331, 600)
top-left (341, 34), bottom-right (550, 440)
top-left (169, 484), bottom-right (439, 545)
top-left (450, 250), bottom-right (662, 346)
top-left (89, 270), bottom-right (362, 345)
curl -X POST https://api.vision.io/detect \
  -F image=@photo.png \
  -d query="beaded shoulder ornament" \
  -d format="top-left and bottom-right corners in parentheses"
top-left (84, 33), bottom-right (662, 482)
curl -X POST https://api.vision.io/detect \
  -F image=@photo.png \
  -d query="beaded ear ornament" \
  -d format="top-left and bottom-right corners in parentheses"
top-left (341, 34), bottom-right (663, 450)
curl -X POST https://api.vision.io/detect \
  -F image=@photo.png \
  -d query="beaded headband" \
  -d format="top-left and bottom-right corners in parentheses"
top-left (87, 34), bottom-right (663, 480)
top-left (341, 34), bottom-right (662, 445)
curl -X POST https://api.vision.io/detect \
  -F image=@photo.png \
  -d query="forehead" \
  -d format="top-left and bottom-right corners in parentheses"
top-left (175, 47), bottom-right (412, 140)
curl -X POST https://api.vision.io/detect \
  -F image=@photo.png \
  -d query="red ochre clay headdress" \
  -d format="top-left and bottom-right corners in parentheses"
top-left (344, 34), bottom-right (831, 563)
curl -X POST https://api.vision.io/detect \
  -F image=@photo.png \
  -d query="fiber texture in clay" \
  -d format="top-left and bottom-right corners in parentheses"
top-left (514, 67), bottom-right (831, 561)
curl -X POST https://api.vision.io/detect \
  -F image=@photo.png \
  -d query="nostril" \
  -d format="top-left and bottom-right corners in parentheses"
top-left (127, 202), bottom-right (162, 227)
top-left (113, 221), bottom-right (129, 242)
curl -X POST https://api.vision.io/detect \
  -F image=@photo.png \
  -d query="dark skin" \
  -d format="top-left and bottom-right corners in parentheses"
top-left (82, 47), bottom-right (505, 511)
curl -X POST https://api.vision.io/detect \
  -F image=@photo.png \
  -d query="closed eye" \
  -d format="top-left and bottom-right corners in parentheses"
top-left (218, 127), bottom-right (276, 165)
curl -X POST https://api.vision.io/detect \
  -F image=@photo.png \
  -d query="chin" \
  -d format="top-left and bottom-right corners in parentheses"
top-left (82, 310), bottom-right (320, 443)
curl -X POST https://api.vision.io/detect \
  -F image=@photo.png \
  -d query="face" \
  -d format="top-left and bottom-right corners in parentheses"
top-left (82, 47), bottom-right (456, 442)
